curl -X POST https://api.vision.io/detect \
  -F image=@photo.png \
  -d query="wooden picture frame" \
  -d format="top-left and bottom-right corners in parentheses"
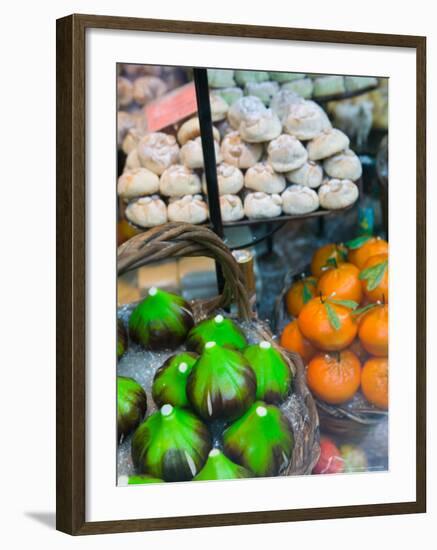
top-left (56, 13), bottom-right (426, 535)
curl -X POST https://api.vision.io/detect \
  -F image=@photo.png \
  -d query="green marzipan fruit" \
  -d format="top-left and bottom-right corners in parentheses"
top-left (128, 287), bottom-right (194, 351)
top-left (126, 475), bottom-right (163, 485)
top-left (193, 448), bottom-right (252, 481)
top-left (117, 376), bottom-right (147, 442)
top-left (117, 318), bottom-right (127, 359)
top-left (152, 352), bottom-right (198, 408)
top-left (223, 401), bottom-right (293, 477)
top-left (187, 342), bottom-right (256, 422)
top-left (186, 315), bottom-right (247, 353)
top-left (131, 405), bottom-right (211, 482)
top-left (243, 341), bottom-right (293, 404)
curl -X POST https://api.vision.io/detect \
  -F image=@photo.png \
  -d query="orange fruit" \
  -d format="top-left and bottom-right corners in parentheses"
top-left (361, 357), bottom-right (388, 409)
top-left (311, 243), bottom-right (347, 278)
top-left (317, 262), bottom-right (362, 303)
top-left (307, 350), bottom-right (361, 404)
top-left (298, 296), bottom-right (358, 351)
top-left (280, 320), bottom-right (317, 363)
top-left (285, 276), bottom-right (318, 317)
top-left (360, 253), bottom-right (389, 303)
top-left (348, 237), bottom-right (388, 270)
top-left (358, 304), bottom-right (388, 357)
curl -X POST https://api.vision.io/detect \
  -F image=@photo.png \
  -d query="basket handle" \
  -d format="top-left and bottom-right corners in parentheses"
top-left (117, 222), bottom-right (252, 321)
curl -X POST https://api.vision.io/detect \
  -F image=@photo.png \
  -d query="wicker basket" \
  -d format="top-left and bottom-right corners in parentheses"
top-left (118, 222), bottom-right (320, 475)
top-left (274, 265), bottom-right (388, 442)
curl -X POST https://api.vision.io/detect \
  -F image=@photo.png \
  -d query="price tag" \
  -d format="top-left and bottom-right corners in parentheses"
top-left (145, 82), bottom-right (197, 132)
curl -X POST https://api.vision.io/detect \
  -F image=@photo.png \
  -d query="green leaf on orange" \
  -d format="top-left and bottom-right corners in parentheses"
top-left (359, 260), bottom-right (388, 291)
top-left (328, 298), bottom-right (359, 310)
top-left (324, 302), bottom-right (341, 331)
top-left (345, 235), bottom-right (372, 250)
top-left (302, 282), bottom-right (313, 304)
top-left (325, 257), bottom-right (338, 268)
top-left (352, 303), bottom-right (379, 316)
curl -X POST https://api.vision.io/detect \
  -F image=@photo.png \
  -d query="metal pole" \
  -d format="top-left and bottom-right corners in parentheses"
top-left (193, 68), bottom-right (225, 294)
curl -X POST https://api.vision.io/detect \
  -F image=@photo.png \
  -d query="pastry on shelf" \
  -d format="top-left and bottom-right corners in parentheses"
top-left (270, 89), bottom-right (303, 122)
top-left (167, 194), bottom-right (209, 224)
top-left (117, 111), bottom-right (136, 146)
top-left (227, 95), bottom-right (267, 130)
top-left (132, 75), bottom-right (167, 105)
top-left (213, 87), bottom-right (244, 106)
top-left (219, 194), bottom-right (245, 222)
top-left (281, 184), bottom-right (320, 215)
top-left (234, 70), bottom-right (270, 86)
top-left (283, 100), bottom-right (332, 140)
top-left (244, 81), bottom-right (279, 106)
top-left (124, 148), bottom-right (141, 171)
top-left (281, 78), bottom-right (314, 99)
top-left (244, 192), bottom-right (283, 219)
top-left (318, 178), bottom-right (359, 209)
top-left (137, 133), bottom-right (180, 175)
top-left (117, 76), bottom-right (133, 107)
top-left (344, 76), bottom-right (378, 92)
top-left (269, 71), bottom-right (306, 83)
top-left (312, 75), bottom-right (345, 98)
top-left (159, 164), bottom-right (201, 197)
top-left (125, 195), bottom-right (168, 228)
top-left (117, 167), bottom-right (160, 200)
top-left (202, 163), bottom-right (244, 195)
top-left (245, 162), bottom-right (286, 194)
top-left (220, 131), bottom-right (263, 169)
top-left (323, 149), bottom-right (362, 181)
top-left (177, 117), bottom-right (220, 146)
top-left (239, 109), bottom-right (282, 143)
top-left (307, 128), bottom-right (350, 161)
top-left (286, 160), bottom-right (323, 188)
top-left (210, 93), bottom-right (229, 122)
top-left (207, 68), bottom-right (236, 88)
top-left (180, 136), bottom-right (222, 169)
top-left (267, 134), bottom-right (308, 172)
top-left (122, 127), bottom-right (144, 155)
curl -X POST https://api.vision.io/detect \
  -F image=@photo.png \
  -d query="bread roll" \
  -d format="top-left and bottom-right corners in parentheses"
top-left (180, 137), bottom-right (222, 169)
top-left (124, 148), bottom-right (141, 171)
top-left (122, 128), bottom-right (144, 155)
top-left (283, 100), bottom-right (332, 140)
top-left (117, 77), bottom-right (133, 107)
top-left (267, 134), bottom-right (308, 172)
top-left (281, 78), bottom-right (314, 99)
top-left (344, 76), bottom-right (378, 92)
top-left (244, 192), bottom-right (282, 219)
top-left (137, 133), bottom-right (180, 175)
top-left (219, 194), bottom-right (245, 222)
top-left (177, 117), bottom-right (220, 146)
top-left (210, 93), bottom-right (229, 121)
top-left (239, 109), bottom-right (282, 143)
top-left (202, 163), bottom-right (244, 195)
top-left (167, 194), bottom-right (208, 224)
top-left (207, 69), bottom-right (236, 88)
top-left (244, 81), bottom-right (279, 106)
top-left (307, 128), bottom-right (350, 161)
top-left (281, 185), bottom-right (319, 215)
top-left (270, 89), bottom-right (303, 122)
top-left (227, 96), bottom-right (267, 130)
top-left (159, 165), bottom-right (201, 197)
top-left (125, 196), bottom-right (167, 228)
top-left (117, 111), bottom-right (135, 146)
top-left (318, 178), bottom-right (359, 209)
top-left (269, 72), bottom-right (306, 83)
top-left (234, 71), bottom-right (269, 86)
top-left (313, 75), bottom-right (345, 98)
top-left (117, 168), bottom-right (160, 199)
top-left (213, 87), bottom-right (244, 106)
top-left (245, 162), bottom-right (286, 194)
top-left (323, 149), bottom-right (362, 181)
top-left (133, 76), bottom-right (167, 105)
top-left (286, 161), bottom-right (323, 188)
top-left (221, 131), bottom-right (263, 169)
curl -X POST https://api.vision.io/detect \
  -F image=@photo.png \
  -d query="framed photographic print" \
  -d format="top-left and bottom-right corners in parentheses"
top-left (56, 13), bottom-right (426, 535)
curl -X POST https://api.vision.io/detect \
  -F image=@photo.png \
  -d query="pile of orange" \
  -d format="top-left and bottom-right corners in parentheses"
top-left (281, 235), bottom-right (389, 410)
